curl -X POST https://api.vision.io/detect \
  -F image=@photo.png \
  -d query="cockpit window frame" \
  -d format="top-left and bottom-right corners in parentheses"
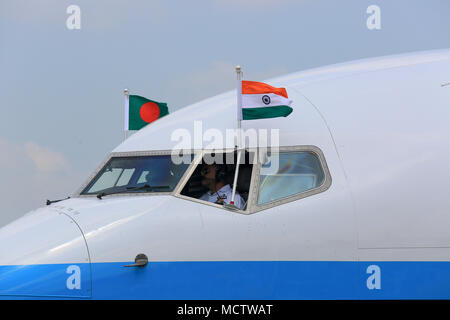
top-left (74, 146), bottom-right (331, 215)
top-left (249, 145), bottom-right (332, 214)
top-left (172, 148), bottom-right (257, 214)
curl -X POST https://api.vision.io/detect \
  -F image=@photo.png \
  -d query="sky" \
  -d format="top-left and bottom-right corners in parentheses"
top-left (1, 0), bottom-right (450, 226)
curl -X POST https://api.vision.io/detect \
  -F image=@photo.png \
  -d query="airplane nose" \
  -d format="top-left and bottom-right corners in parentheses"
top-left (0, 207), bottom-right (91, 299)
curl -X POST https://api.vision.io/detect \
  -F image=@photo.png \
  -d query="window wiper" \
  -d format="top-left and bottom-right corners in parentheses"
top-left (97, 184), bottom-right (151, 199)
top-left (96, 184), bottom-right (169, 199)
top-left (46, 196), bottom-right (71, 205)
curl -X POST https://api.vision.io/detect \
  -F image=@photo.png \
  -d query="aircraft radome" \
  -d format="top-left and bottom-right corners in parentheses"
top-left (1, 49), bottom-right (450, 299)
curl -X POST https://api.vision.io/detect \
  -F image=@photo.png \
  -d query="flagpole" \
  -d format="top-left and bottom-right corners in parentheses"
top-left (230, 66), bottom-right (243, 206)
top-left (124, 88), bottom-right (129, 141)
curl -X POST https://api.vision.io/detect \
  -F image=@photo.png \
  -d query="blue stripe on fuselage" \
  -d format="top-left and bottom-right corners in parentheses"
top-left (1, 261), bottom-right (450, 299)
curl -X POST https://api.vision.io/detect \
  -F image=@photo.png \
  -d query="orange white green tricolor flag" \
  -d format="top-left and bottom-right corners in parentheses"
top-left (239, 80), bottom-right (293, 120)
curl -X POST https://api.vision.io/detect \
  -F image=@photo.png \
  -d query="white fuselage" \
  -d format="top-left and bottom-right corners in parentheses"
top-left (1, 49), bottom-right (450, 299)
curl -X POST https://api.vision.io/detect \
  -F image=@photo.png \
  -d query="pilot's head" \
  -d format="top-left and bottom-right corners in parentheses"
top-left (200, 164), bottom-right (217, 188)
top-left (200, 164), bottom-right (228, 189)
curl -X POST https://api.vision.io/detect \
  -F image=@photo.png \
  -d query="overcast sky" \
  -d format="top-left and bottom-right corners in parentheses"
top-left (1, 0), bottom-right (450, 226)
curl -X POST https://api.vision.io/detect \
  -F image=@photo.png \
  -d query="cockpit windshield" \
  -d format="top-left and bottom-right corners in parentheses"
top-left (81, 155), bottom-right (192, 195)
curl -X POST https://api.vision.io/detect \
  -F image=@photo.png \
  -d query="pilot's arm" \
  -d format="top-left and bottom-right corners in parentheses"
top-left (199, 188), bottom-right (245, 210)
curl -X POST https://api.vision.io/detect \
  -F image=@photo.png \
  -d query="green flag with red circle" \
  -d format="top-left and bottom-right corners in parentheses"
top-left (124, 95), bottom-right (169, 131)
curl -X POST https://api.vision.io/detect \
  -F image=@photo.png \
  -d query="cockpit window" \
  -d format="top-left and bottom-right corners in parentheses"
top-left (257, 151), bottom-right (325, 205)
top-left (180, 151), bottom-right (254, 211)
top-left (81, 155), bottom-right (192, 195)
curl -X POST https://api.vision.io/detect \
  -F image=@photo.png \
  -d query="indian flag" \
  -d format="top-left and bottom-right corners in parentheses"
top-left (124, 95), bottom-right (169, 131)
top-left (239, 80), bottom-right (293, 120)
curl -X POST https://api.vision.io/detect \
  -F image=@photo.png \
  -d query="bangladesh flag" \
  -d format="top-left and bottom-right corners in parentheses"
top-left (124, 95), bottom-right (169, 131)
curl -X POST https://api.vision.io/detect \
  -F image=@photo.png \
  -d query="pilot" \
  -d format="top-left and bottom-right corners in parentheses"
top-left (199, 164), bottom-right (245, 210)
